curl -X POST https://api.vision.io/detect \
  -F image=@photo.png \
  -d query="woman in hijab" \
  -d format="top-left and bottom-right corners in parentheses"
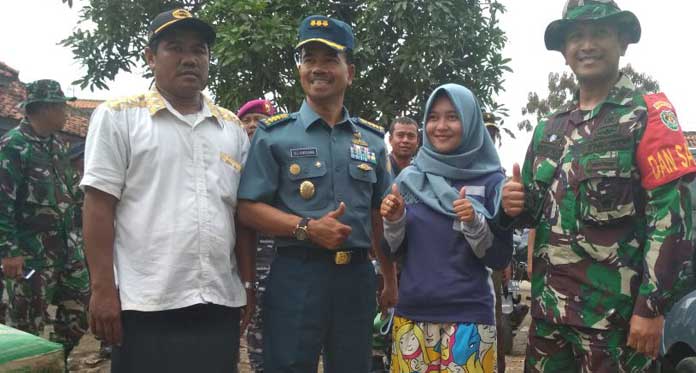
top-left (382, 84), bottom-right (512, 373)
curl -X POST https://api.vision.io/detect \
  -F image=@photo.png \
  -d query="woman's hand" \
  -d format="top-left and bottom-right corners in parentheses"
top-left (381, 184), bottom-right (405, 222)
top-left (453, 187), bottom-right (474, 223)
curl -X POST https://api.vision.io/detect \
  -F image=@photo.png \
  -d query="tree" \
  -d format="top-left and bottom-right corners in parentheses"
top-left (60, 0), bottom-right (511, 128)
top-left (517, 64), bottom-right (660, 131)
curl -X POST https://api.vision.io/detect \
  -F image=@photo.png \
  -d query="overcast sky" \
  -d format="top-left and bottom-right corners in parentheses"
top-left (1, 0), bottom-right (695, 170)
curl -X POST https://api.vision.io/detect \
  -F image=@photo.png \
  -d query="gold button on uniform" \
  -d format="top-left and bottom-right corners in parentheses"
top-left (299, 180), bottom-right (315, 200)
top-left (289, 163), bottom-right (301, 175)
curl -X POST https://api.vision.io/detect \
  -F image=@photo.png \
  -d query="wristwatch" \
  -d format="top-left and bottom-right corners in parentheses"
top-left (243, 281), bottom-right (257, 291)
top-left (293, 217), bottom-right (311, 241)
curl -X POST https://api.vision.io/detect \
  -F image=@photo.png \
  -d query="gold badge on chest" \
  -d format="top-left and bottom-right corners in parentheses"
top-left (299, 180), bottom-right (315, 200)
top-left (289, 163), bottom-right (301, 175)
top-left (357, 163), bottom-right (373, 171)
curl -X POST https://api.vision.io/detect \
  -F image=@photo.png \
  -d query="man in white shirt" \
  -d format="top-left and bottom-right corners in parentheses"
top-left (81, 9), bottom-right (255, 372)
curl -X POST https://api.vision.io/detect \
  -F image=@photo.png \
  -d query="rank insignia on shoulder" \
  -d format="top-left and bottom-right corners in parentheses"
top-left (354, 117), bottom-right (385, 137)
top-left (260, 113), bottom-right (292, 129)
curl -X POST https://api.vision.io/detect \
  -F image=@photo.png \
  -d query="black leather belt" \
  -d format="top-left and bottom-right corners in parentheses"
top-left (276, 247), bottom-right (369, 265)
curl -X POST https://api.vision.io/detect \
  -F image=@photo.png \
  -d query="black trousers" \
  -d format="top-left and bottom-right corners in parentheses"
top-left (111, 304), bottom-right (240, 373)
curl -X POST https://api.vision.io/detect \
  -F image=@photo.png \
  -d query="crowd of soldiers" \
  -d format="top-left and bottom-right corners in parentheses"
top-left (1, 0), bottom-right (695, 372)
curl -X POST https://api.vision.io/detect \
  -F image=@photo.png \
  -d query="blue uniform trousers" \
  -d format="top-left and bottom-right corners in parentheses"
top-left (263, 250), bottom-right (376, 372)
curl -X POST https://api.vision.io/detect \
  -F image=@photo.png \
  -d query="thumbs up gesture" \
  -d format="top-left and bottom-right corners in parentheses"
top-left (327, 201), bottom-right (346, 219)
top-left (502, 163), bottom-right (525, 217)
top-left (453, 187), bottom-right (475, 223)
top-left (381, 184), bottom-right (405, 222)
top-left (309, 202), bottom-right (352, 250)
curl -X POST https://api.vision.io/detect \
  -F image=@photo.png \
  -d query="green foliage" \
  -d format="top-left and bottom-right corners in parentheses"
top-left (61, 0), bottom-right (510, 128)
top-left (517, 64), bottom-right (660, 132)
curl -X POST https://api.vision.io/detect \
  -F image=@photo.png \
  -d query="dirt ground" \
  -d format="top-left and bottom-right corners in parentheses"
top-left (67, 282), bottom-right (532, 372)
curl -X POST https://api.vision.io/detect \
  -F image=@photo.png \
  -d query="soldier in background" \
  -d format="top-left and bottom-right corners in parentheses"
top-left (0, 79), bottom-right (89, 361)
top-left (238, 98), bottom-right (276, 139)
top-left (388, 116), bottom-right (419, 177)
top-left (501, 1), bottom-right (695, 371)
top-left (237, 98), bottom-right (277, 373)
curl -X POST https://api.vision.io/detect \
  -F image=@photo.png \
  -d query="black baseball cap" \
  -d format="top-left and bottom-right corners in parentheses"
top-left (148, 9), bottom-right (216, 46)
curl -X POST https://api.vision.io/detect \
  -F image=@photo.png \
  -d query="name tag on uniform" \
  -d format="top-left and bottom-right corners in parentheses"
top-left (461, 185), bottom-right (485, 197)
top-left (290, 147), bottom-right (318, 158)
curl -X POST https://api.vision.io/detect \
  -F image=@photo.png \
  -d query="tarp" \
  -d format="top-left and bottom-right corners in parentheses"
top-left (0, 323), bottom-right (64, 372)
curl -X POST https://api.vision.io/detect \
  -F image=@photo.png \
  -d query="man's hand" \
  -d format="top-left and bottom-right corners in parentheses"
top-left (308, 202), bottom-right (352, 249)
top-left (240, 288), bottom-right (256, 333)
top-left (381, 184), bottom-right (405, 222)
top-left (1, 256), bottom-right (25, 279)
top-left (627, 314), bottom-right (664, 359)
top-left (502, 265), bottom-right (512, 285)
top-left (453, 187), bottom-right (474, 223)
top-left (379, 276), bottom-right (398, 317)
top-left (502, 163), bottom-right (525, 217)
top-left (89, 284), bottom-right (123, 346)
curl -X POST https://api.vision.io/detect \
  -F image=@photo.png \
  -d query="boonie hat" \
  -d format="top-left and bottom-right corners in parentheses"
top-left (19, 79), bottom-right (76, 109)
top-left (544, 0), bottom-right (641, 51)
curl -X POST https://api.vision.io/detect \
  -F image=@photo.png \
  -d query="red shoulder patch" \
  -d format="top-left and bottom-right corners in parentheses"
top-left (636, 93), bottom-right (696, 189)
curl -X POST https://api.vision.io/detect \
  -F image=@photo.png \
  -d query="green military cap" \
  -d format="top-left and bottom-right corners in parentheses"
top-left (19, 79), bottom-right (76, 109)
top-left (544, 0), bottom-right (641, 51)
top-left (296, 15), bottom-right (354, 52)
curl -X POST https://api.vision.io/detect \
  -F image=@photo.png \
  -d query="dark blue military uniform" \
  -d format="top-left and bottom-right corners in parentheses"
top-left (238, 100), bottom-right (392, 372)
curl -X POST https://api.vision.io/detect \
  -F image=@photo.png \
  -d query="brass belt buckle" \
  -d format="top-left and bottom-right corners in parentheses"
top-left (334, 251), bottom-right (351, 265)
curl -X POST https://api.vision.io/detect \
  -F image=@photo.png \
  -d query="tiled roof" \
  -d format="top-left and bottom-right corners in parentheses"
top-left (0, 61), bottom-right (102, 139)
top-left (63, 100), bottom-right (103, 138)
top-left (0, 61), bottom-right (26, 122)
top-left (63, 106), bottom-right (91, 137)
top-left (69, 99), bottom-right (103, 110)
top-left (684, 131), bottom-right (696, 149)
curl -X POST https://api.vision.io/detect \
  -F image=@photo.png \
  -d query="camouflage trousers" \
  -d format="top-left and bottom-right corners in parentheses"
top-left (5, 259), bottom-right (90, 356)
top-left (526, 318), bottom-right (652, 373)
top-left (247, 264), bottom-right (270, 372)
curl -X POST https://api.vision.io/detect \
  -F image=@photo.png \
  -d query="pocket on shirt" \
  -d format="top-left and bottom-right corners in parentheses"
top-left (578, 156), bottom-right (636, 225)
top-left (533, 155), bottom-right (557, 186)
top-left (348, 161), bottom-right (377, 209)
top-left (281, 158), bottom-right (329, 213)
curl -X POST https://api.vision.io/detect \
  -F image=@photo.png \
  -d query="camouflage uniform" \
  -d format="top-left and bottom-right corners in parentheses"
top-left (247, 236), bottom-right (275, 372)
top-left (513, 73), bottom-right (695, 372)
top-left (0, 80), bottom-right (89, 356)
